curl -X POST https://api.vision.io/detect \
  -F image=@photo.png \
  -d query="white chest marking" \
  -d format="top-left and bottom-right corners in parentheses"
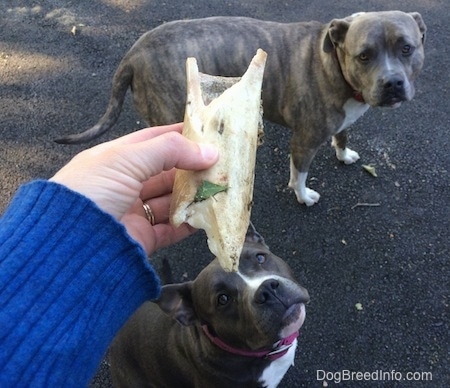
top-left (259, 340), bottom-right (297, 388)
top-left (337, 98), bottom-right (370, 133)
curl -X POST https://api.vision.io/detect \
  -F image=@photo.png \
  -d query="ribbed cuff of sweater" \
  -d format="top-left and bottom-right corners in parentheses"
top-left (0, 180), bottom-right (161, 387)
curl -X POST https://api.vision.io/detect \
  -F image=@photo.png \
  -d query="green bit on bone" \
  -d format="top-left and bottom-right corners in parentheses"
top-left (194, 180), bottom-right (228, 202)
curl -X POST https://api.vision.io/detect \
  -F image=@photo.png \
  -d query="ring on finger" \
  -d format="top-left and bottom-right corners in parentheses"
top-left (142, 202), bottom-right (155, 225)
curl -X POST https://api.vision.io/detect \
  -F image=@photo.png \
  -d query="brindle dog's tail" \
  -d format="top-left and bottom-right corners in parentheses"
top-left (55, 62), bottom-right (133, 144)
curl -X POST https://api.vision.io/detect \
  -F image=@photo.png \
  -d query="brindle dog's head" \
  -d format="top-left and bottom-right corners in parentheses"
top-left (156, 223), bottom-right (309, 350)
top-left (323, 11), bottom-right (426, 107)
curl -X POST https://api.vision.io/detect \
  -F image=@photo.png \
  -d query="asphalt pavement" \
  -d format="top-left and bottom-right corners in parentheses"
top-left (1, 1), bottom-right (448, 387)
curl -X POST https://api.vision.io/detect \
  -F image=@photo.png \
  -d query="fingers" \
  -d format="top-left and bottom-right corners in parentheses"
top-left (106, 123), bottom-right (184, 147)
top-left (123, 203), bottom-right (197, 255)
top-left (152, 222), bottom-right (197, 251)
top-left (151, 131), bottom-right (219, 172)
top-left (140, 169), bottom-right (176, 200)
top-left (54, 124), bottom-right (218, 189)
top-left (141, 194), bottom-right (172, 225)
top-left (114, 130), bottom-right (218, 183)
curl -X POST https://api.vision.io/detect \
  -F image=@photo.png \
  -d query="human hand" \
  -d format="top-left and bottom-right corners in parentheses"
top-left (50, 124), bottom-right (219, 255)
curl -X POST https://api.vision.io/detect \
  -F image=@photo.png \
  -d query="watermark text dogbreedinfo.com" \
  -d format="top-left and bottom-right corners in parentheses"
top-left (317, 369), bottom-right (432, 384)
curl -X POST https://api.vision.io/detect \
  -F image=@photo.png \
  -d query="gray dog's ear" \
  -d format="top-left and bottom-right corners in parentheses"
top-left (323, 18), bottom-right (351, 53)
top-left (245, 222), bottom-right (267, 247)
top-left (155, 282), bottom-right (197, 326)
top-left (409, 12), bottom-right (426, 43)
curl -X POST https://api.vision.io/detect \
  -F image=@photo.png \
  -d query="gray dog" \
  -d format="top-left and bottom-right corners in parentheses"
top-left (109, 224), bottom-right (309, 387)
top-left (57, 11), bottom-right (426, 206)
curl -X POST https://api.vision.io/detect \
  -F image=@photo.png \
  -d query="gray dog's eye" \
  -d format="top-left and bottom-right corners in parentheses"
top-left (358, 52), bottom-right (369, 62)
top-left (256, 254), bottom-right (266, 264)
top-left (402, 45), bottom-right (412, 55)
top-left (217, 294), bottom-right (230, 305)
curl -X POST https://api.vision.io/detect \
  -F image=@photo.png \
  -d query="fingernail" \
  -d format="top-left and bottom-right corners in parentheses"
top-left (199, 143), bottom-right (219, 162)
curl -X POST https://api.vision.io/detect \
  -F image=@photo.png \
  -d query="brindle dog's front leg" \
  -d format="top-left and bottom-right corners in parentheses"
top-left (332, 130), bottom-right (360, 164)
top-left (288, 133), bottom-right (321, 206)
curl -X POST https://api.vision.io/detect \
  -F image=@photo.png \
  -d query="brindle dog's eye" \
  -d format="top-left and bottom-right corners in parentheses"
top-left (402, 45), bottom-right (412, 55)
top-left (217, 294), bottom-right (230, 305)
top-left (256, 254), bottom-right (266, 264)
top-left (358, 52), bottom-right (369, 62)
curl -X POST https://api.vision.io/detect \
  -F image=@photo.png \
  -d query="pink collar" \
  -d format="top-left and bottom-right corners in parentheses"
top-left (201, 325), bottom-right (299, 361)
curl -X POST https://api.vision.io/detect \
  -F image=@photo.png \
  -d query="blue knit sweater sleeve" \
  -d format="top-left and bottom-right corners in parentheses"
top-left (0, 181), bottom-right (161, 387)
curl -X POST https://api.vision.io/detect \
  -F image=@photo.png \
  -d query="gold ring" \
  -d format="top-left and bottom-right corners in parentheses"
top-left (142, 202), bottom-right (155, 225)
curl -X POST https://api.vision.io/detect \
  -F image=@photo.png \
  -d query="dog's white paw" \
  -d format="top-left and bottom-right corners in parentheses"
top-left (288, 169), bottom-right (321, 206)
top-left (336, 147), bottom-right (360, 165)
top-left (292, 186), bottom-right (320, 206)
top-left (299, 188), bottom-right (320, 206)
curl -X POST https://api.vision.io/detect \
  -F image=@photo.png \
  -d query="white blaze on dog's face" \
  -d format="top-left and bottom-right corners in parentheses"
top-left (329, 11), bottom-right (426, 107)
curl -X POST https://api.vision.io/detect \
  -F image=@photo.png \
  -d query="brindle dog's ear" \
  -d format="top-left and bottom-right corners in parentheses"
top-left (245, 222), bottom-right (268, 247)
top-left (155, 282), bottom-right (197, 326)
top-left (323, 18), bottom-right (351, 53)
top-left (409, 12), bottom-right (426, 43)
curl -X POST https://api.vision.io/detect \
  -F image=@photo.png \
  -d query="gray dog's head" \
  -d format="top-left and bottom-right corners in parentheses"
top-left (156, 224), bottom-right (309, 350)
top-left (323, 11), bottom-right (426, 107)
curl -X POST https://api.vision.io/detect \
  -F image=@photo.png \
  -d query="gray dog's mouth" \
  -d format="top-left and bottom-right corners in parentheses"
top-left (279, 303), bottom-right (306, 338)
top-left (378, 91), bottom-right (407, 108)
top-left (380, 98), bottom-right (403, 108)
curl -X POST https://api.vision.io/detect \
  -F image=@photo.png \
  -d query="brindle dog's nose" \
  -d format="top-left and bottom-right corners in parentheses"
top-left (255, 279), bottom-right (280, 304)
top-left (383, 76), bottom-right (404, 92)
top-left (254, 279), bottom-right (309, 305)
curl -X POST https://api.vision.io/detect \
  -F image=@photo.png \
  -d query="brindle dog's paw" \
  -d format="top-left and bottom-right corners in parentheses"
top-left (302, 188), bottom-right (321, 206)
top-left (293, 187), bottom-right (320, 206)
top-left (336, 147), bottom-right (360, 165)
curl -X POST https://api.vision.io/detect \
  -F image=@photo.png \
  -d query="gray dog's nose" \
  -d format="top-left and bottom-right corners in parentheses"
top-left (384, 76), bottom-right (404, 92)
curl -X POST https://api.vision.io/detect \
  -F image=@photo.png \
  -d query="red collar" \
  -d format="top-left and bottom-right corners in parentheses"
top-left (352, 91), bottom-right (365, 103)
top-left (201, 324), bottom-right (299, 361)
